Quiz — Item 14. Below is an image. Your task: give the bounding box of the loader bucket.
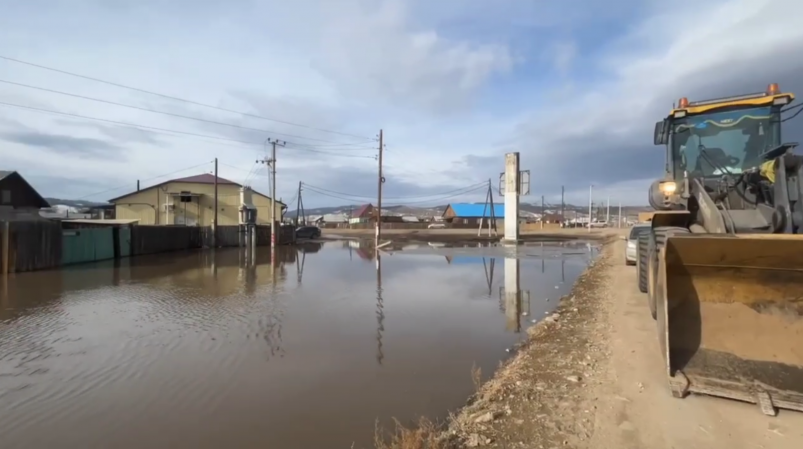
[656,234,803,415]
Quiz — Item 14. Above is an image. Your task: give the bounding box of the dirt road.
[444,237,803,449]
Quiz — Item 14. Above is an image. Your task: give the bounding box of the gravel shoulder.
[443,237,803,449]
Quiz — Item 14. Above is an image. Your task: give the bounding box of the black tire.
[647,226,690,319]
[637,233,650,293]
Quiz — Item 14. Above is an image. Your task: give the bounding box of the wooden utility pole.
[588,185,593,233]
[295,181,305,226]
[265,139,286,248]
[376,129,384,244]
[213,157,218,248]
[560,185,565,222]
[541,194,545,229]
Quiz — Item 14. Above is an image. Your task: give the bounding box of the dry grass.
[471,363,482,393]
[373,417,451,449]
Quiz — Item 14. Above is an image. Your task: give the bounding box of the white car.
[427,223,447,229]
[625,223,651,265]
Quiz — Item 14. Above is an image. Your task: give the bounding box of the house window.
[1,190,10,204]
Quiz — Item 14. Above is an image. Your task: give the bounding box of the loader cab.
[654,83,793,184]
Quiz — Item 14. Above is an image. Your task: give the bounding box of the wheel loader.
[638,83,803,415]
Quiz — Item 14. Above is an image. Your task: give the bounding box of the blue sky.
[1,0,802,208]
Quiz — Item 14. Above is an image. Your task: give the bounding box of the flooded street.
[0,240,598,449]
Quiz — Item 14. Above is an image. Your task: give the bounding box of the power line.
[0,101,375,160]
[74,160,213,200]
[0,54,374,142]
[0,78,370,145]
[302,183,487,205]
[302,181,487,200]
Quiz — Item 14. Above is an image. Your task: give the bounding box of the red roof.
[352,203,373,218]
[171,173,238,185]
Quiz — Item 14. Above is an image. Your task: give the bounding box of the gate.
[118,226,132,257]
[62,228,115,265]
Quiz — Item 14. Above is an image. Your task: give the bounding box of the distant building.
[442,203,505,226]
[0,170,51,220]
[109,173,285,226]
[348,203,374,224]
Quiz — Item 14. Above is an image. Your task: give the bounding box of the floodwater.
[0,239,598,449]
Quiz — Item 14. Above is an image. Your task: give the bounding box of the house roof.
[108,173,284,206]
[446,203,504,218]
[352,203,373,217]
[0,170,51,208]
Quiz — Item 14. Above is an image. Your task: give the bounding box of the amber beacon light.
[767,83,780,95]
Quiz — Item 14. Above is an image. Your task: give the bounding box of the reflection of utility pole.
[504,256,523,333]
[375,250,385,366]
[296,249,306,284]
[541,242,545,273]
[482,257,496,297]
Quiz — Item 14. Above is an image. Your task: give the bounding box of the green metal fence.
[61,228,115,266]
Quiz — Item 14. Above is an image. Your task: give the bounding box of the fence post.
[2,221,9,276]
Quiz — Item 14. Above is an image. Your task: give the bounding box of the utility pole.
[295,181,302,226]
[213,158,218,248]
[606,196,610,224]
[588,185,593,233]
[618,202,622,228]
[560,185,565,221]
[264,138,285,248]
[541,194,545,229]
[376,129,384,244]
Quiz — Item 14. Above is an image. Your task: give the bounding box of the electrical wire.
[302,181,487,200]
[781,102,803,122]
[0,101,376,160]
[0,78,370,145]
[74,160,213,200]
[0,54,375,142]
[302,183,487,206]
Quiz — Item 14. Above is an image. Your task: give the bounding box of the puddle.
[0,240,599,449]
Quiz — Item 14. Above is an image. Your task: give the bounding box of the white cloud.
[1,0,802,209]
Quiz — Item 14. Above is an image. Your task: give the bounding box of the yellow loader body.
[656,234,803,414]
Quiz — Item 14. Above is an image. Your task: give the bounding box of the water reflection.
[376,250,385,366]
[1,240,596,449]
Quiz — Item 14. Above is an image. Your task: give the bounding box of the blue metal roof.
[448,203,504,218]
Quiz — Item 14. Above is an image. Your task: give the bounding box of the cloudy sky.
[1,0,802,208]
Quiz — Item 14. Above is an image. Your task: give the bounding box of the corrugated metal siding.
[449,203,505,218]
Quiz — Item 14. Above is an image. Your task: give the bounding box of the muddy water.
[0,240,598,449]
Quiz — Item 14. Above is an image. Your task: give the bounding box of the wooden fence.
[2,220,298,274]
[207,225,295,247]
[1,220,62,273]
[131,225,205,256]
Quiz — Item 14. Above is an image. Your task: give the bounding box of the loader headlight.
[659,182,677,194]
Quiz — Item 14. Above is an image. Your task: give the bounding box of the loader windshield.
[671,106,781,178]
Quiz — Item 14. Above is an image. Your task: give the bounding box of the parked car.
[624,223,651,265]
[296,226,321,239]
[427,223,447,229]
